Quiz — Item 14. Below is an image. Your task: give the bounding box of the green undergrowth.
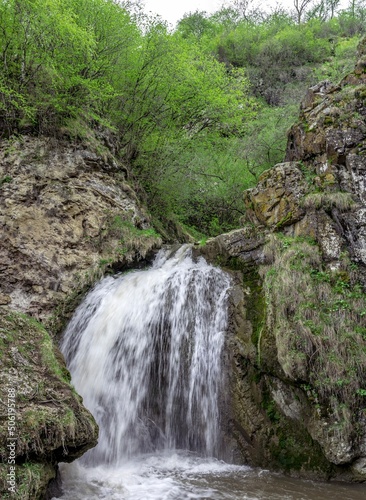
[95,214,162,274]
[312,36,359,83]
[261,234,366,422]
[0,311,68,383]
[107,215,161,256]
[0,310,88,456]
[0,308,98,495]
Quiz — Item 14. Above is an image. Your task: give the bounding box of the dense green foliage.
[0,0,364,235]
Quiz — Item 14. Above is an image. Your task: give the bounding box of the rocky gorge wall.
[0,136,162,323]
[0,137,162,498]
[199,38,366,481]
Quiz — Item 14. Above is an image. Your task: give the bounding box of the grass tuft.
[302,191,356,212]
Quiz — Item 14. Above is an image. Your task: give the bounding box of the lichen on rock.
[243,162,308,229]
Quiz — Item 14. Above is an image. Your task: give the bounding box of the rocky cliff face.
[0,136,162,497]
[2,36,366,496]
[200,38,366,480]
[0,136,162,324]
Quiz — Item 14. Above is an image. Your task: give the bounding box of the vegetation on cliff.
[263,234,366,433]
[197,24,366,475]
[0,0,365,236]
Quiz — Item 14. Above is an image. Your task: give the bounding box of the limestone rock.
[244,163,307,229]
[0,136,162,323]
[284,41,366,271]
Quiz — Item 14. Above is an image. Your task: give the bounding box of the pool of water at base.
[55,451,366,500]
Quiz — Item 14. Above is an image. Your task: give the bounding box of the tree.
[176,11,214,39]
[307,0,341,20]
[0,0,99,133]
[293,0,314,23]
[209,6,240,28]
[338,0,366,35]
[223,0,257,21]
[327,0,341,18]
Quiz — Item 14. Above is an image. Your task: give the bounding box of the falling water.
[57,245,366,499]
[61,245,231,465]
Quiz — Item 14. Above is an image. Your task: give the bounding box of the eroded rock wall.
[199,38,366,481]
[0,136,162,324]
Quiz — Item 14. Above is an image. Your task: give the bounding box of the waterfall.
[57,246,366,500]
[61,245,231,466]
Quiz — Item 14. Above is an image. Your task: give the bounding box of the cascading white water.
[61,245,231,465]
[57,245,366,500]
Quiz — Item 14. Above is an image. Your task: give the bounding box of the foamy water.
[56,451,366,500]
[57,246,366,499]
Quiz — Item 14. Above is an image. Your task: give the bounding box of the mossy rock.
[0,462,55,500]
[0,309,98,498]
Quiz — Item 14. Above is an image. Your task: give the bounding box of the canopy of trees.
[0,0,364,236]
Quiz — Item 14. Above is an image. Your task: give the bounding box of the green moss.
[0,462,55,500]
[275,211,293,230]
[269,427,332,473]
[261,390,281,423]
[301,120,310,133]
[323,116,334,126]
[226,257,266,357]
[40,329,70,383]
[0,307,98,497]
[0,175,12,186]
[247,279,266,352]
[0,310,70,383]
[298,161,317,185]
[258,385,331,473]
